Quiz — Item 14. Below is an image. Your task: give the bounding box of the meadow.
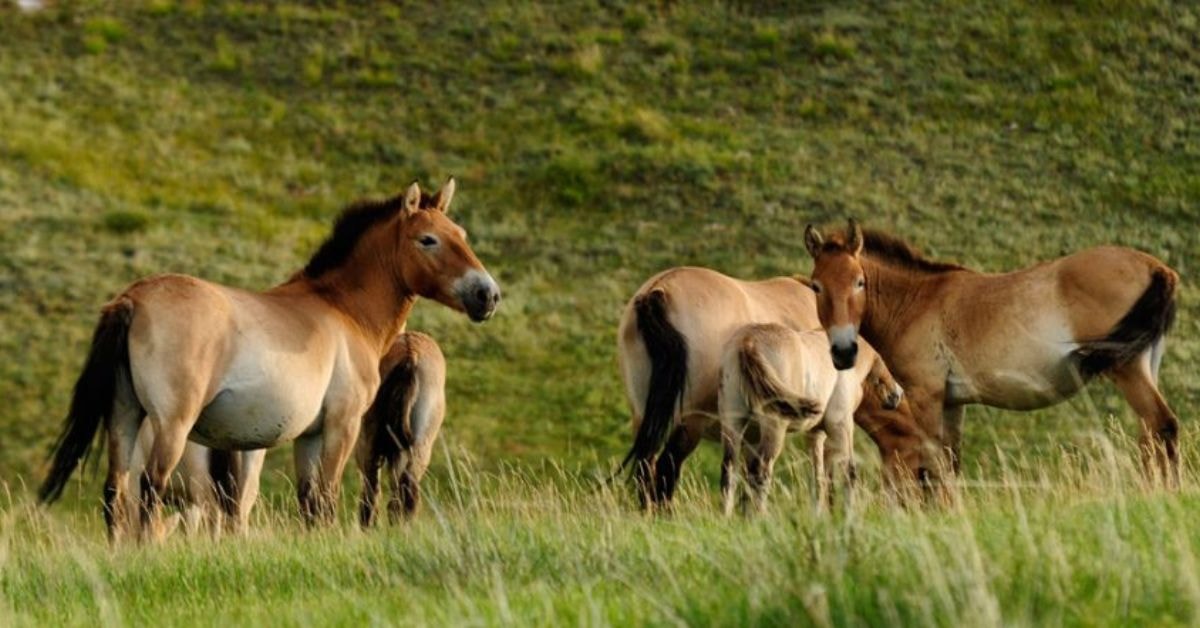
[1,1,1199,625]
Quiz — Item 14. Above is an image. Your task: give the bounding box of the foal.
[719,324,902,514]
[357,332,446,526]
[40,178,499,541]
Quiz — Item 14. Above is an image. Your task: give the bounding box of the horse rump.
[39,297,136,504]
[620,289,689,471]
[736,334,822,421]
[1075,267,1178,377]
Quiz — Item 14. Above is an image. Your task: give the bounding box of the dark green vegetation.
[1,1,1199,625]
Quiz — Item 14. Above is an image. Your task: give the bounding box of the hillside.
[1,0,1198,489]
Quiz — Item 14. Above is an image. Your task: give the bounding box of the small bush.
[102,210,150,234]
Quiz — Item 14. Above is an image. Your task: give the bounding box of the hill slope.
[0,0,1198,488]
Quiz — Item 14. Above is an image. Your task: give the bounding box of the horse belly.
[192,384,324,450]
[952,355,1085,411]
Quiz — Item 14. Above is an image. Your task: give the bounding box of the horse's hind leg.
[232,449,265,533]
[390,442,434,522]
[1110,353,1179,487]
[104,382,144,544]
[653,420,703,506]
[139,412,199,542]
[720,420,744,517]
[742,417,785,515]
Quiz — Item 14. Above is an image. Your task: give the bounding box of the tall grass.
[3,433,1199,626]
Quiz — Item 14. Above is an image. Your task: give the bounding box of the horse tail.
[737,334,823,420]
[39,297,135,504]
[1076,266,1179,377]
[619,289,688,471]
[209,448,240,519]
[369,353,419,467]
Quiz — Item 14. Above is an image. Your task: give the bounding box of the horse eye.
[811,283,822,294]
[856,278,866,289]
[418,235,439,247]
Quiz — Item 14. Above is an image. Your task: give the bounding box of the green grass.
[1,1,1199,624]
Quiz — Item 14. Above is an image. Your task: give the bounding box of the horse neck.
[300,252,416,355]
[861,259,948,354]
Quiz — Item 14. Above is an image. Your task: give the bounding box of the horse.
[719,323,902,514]
[803,220,1180,481]
[617,266,941,509]
[357,331,446,526]
[38,177,500,542]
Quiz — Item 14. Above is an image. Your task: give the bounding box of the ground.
[1,1,1198,625]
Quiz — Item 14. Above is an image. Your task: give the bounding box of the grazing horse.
[803,221,1180,481]
[39,178,500,541]
[357,331,446,527]
[617,266,940,509]
[719,324,902,514]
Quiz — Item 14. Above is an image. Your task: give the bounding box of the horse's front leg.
[296,406,366,526]
[943,404,966,474]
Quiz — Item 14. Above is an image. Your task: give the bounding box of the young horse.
[618,266,940,509]
[804,220,1180,481]
[357,331,446,526]
[719,324,902,514]
[39,178,500,541]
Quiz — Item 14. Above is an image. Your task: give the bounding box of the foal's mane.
[302,190,439,279]
[856,229,964,274]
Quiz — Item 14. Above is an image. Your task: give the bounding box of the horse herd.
[37,180,1181,541]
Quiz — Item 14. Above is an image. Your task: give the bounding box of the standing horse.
[803,220,1179,481]
[39,178,500,541]
[357,331,446,527]
[719,324,902,514]
[617,266,940,509]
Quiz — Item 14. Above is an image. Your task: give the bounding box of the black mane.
[302,190,437,278]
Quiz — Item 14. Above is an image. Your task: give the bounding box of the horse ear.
[804,225,824,259]
[847,218,864,256]
[432,176,456,214]
[403,181,422,214]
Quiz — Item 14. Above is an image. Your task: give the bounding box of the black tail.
[209,449,240,519]
[620,289,688,470]
[368,356,419,466]
[1076,267,1178,377]
[39,298,135,504]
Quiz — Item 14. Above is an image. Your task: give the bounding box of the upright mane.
[302,190,439,279]
[860,229,965,274]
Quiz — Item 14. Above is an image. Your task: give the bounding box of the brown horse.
[719,324,902,514]
[617,266,940,508]
[39,178,500,541]
[357,331,446,527]
[804,221,1180,480]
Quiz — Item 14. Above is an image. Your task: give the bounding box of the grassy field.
[1,0,1199,625]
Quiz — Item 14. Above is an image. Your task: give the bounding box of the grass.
[0,0,1199,624]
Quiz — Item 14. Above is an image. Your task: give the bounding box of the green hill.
[1,0,1197,487]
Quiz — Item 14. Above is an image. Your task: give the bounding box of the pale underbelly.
[190,387,323,450]
[946,356,1088,411]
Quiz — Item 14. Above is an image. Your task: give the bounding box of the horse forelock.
[302,191,443,279]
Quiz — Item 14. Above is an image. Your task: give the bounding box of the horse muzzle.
[830,342,858,370]
[457,271,501,322]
